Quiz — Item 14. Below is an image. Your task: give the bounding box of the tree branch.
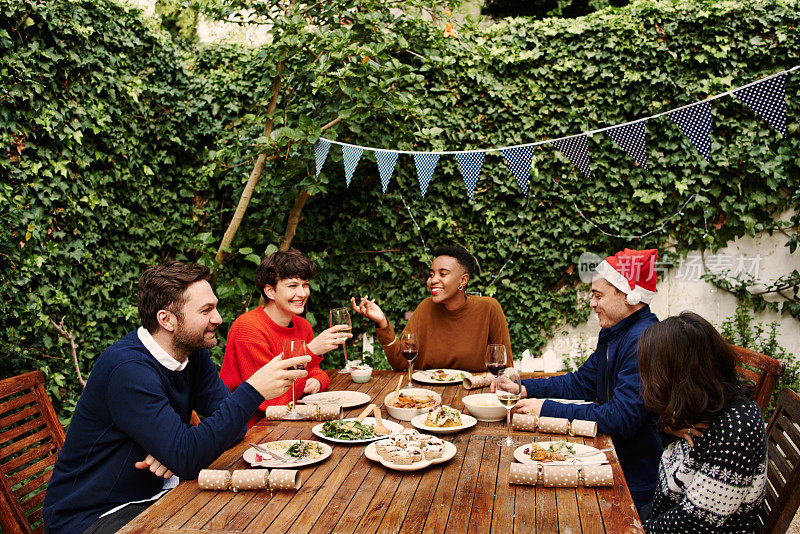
[279,189,311,251]
[214,60,286,271]
[49,316,85,388]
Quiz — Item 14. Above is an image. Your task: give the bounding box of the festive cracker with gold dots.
[509,463,613,487]
[197,469,302,492]
[198,470,231,490]
[511,414,597,438]
[462,373,493,389]
[263,404,342,421]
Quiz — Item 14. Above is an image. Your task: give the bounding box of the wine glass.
[484,344,508,377]
[400,332,418,388]
[496,367,522,447]
[281,338,307,421]
[329,308,352,374]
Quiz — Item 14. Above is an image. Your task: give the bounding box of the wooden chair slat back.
[760,388,800,534]
[732,345,786,413]
[0,371,66,534]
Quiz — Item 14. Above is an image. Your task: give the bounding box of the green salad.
[286,441,324,459]
[321,419,376,440]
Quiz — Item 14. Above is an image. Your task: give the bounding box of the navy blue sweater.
[521,305,661,497]
[43,331,263,533]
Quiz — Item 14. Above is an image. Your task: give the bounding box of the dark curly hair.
[637,311,754,430]
[255,248,317,301]
[432,245,477,277]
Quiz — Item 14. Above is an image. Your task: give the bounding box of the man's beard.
[173,322,217,353]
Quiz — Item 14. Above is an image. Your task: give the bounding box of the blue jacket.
[521,305,661,495]
[43,331,263,533]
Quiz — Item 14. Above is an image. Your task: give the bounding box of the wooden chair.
[0,371,66,534]
[759,388,800,534]
[732,345,786,413]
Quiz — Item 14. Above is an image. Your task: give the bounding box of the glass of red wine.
[485,344,508,377]
[282,338,307,420]
[400,332,418,388]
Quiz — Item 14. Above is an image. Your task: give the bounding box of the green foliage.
[482,0,630,19]
[719,303,799,418]
[2,0,800,425]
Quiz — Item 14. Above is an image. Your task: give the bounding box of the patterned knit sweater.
[643,397,767,533]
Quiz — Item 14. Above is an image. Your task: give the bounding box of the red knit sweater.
[220,307,330,427]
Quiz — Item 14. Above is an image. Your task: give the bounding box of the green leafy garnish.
[321,419,376,440]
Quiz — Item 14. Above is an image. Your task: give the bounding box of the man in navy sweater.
[506,248,661,511]
[43,262,310,533]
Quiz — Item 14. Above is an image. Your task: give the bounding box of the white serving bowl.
[350,367,373,383]
[462,393,508,422]
[383,388,442,421]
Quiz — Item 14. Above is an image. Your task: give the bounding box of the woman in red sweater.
[220,249,352,427]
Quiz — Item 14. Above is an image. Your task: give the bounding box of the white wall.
[520,212,800,372]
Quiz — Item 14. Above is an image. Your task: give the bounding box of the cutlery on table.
[342,403,375,431]
[393,375,403,398]
[571,447,613,458]
[372,405,391,435]
[248,443,294,463]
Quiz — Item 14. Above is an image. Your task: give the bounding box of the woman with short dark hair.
[351,245,512,372]
[638,312,767,532]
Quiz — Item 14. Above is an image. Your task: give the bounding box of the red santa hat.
[594,248,658,305]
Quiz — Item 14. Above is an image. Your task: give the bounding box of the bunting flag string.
[414,153,440,198]
[375,150,399,193]
[313,64,797,197]
[552,135,592,178]
[734,74,787,136]
[342,145,363,187]
[454,151,485,199]
[314,139,331,176]
[606,121,648,169]
[668,101,713,162]
[501,146,534,196]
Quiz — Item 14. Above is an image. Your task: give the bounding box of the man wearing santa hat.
[508,248,661,512]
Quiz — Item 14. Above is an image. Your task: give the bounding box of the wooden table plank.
[354,469,404,533]
[397,463,446,534]
[420,432,470,534]
[328,463,388,533]
[468,435,501,534]
[490,441,517,534]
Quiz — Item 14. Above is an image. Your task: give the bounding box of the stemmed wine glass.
[496,368,522,447]
[400,332,418,388]
[282,338,307,420]
[484,344,508,377]
[329,308,352,374]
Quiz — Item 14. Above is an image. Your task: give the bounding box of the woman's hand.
[350,296,388,328]
[663,421,710,448]
[307,325,353,356]
[303,377,322,395]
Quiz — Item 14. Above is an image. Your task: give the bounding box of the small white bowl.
[462,393,507,422]
[383,388,442,421]
[350,368,373,383]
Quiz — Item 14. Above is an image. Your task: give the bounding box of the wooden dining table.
[120,370,644,533]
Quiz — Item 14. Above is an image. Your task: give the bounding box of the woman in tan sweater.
[351,246,512,372]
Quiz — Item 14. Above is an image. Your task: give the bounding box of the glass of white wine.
[496,367,521,447]
[281,338,307,420]
[329,308,352,374]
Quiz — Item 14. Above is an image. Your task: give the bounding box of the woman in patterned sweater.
[637,312,767,533]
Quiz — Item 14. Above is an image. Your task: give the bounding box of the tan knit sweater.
[376,295,512,372]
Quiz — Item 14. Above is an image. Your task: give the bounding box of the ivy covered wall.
[2,0,798,422]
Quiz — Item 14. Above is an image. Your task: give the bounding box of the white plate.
[300,391,371,408]
[364,440,457,471]
[311,417,404,444]
[410,413,477,434]
[243,440,332,468]
[513,440,608,466]
[412,369,472,385]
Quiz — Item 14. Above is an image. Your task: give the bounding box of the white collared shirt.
[137,326,188,371]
